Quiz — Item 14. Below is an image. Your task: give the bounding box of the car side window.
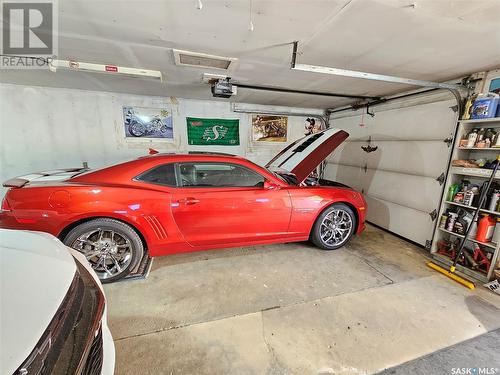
[136,163,177,187]
[178,163,264,188]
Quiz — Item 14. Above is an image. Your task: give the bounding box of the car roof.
[70,152,264,185]
[139,152,237,159]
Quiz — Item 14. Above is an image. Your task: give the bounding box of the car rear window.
[136,163,177,187]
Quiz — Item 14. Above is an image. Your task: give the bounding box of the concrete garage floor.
[104,225,500,375]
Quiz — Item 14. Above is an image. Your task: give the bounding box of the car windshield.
[266,167,298,185]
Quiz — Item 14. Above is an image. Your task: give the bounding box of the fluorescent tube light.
[49,59,163,81]
[292,63,460,91]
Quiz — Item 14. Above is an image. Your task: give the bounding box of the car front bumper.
[101,307,115,375]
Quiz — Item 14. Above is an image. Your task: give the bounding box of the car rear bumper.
[0,210,38,230]
[0,210,61,236]
[0,211,19,228]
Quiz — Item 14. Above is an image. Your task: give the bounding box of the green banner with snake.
[186,117,240,146]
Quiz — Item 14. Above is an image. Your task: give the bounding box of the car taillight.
[1,196,11,212]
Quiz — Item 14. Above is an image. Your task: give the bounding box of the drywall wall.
[0,83,323,194]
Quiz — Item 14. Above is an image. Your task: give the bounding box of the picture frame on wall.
[123,106,174,139]
[251,115,288,143]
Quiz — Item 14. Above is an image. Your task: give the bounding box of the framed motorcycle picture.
[251,115,288,142]
[123,106,174,139]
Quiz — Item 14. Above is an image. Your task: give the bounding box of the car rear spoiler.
[3,178,30,188]
[2,167,90,188]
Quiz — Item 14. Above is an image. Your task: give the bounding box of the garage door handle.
[361,145,378,153]
[177,197,200,205]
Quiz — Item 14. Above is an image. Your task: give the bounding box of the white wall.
[0,83,322,193]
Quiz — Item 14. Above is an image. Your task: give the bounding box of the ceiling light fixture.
[49,59,163,81]
[289,41,460,91]
[196,0,203,10]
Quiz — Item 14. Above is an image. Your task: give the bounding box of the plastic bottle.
[485,128,495,144]
[492,218,500,245]
[447,184,459,201]
[476,214,496,243]
[466,129,478,148]
[447,212,458,232]
[439,212,449,229]
[477,128,486,142]
[488,190,500,211]
[469,220,478,238]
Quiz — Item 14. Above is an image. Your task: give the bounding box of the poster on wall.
[123,106,173,139]
[186,117,240,146]
[304,118,323,179]
[252,115,288,142]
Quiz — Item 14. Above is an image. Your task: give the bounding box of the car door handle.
[177,197,200,205]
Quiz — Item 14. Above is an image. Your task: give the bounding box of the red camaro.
[1,128,366,282]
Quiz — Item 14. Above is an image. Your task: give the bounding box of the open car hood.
[266,128,349,182]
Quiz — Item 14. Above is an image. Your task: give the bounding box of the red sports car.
[1,128,366,282]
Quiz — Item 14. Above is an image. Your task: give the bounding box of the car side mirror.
[263,180,279,190]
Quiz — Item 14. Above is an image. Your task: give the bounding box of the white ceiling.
[1,0,499,108]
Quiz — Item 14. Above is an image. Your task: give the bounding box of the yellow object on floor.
[427,261,476,289]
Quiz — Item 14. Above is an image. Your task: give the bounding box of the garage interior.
[1,0,500,374]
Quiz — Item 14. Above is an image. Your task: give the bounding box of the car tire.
[63,218,144,283]
[311,203,357,250]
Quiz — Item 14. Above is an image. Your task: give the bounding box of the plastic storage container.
[476,214,496,243]
[471,93,499,119]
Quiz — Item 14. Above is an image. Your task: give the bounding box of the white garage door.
[325,95,459,246]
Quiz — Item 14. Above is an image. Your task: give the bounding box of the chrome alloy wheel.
[71,228,133,280]
[319,209,353,247]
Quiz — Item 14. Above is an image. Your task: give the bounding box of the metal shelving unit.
[431,117,500,283]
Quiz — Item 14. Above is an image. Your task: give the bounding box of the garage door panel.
[364,169,441,213]
[327,97,457,246]
[329,141,367,168]
[366,140,450,177]
[324,164,364,191]
[364,196,434,245]
[333,100,456,141]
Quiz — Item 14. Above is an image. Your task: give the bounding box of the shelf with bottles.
[458,126,500,150]
[444,200,500,216]
[445,177,500,211]
[439,176,500,252]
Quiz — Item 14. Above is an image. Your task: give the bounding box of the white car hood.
[266,128,349,182]
[0,229,77,375]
